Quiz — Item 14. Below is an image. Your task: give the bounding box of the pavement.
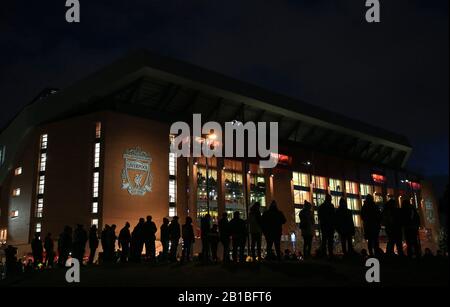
[1,256,448,287]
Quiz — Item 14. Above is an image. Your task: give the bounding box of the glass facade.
[197,166,218,220]
[249,173,266,207]
[224,170,245,219]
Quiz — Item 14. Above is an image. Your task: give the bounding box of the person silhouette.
[73,224,88,264]
[118,222,131,263]
[299,200,314,259]
[88,225,99,265]
[209,224,220,262]
[44,233,54,268]
[335,197,355,256]
[57,226,72,267]
[168,216,181,262]
[109,224,117,262]
[160,217,170,261]
[229,211,247,263]
[131,218,145,262]
[219,213,231,262]
[361,194,381,257]
[31,232,43,267]
[248,202,263,261]
[181,216,195,262]
[402,199,421,258]
[318,194,336,257]
[382,199,404,256]
[262,200,287,261]
[200,214,212,263]
[143,216,157,261]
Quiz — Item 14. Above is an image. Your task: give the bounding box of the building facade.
[0,51,440,256]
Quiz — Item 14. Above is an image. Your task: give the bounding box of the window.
[312,192,326,207]
[294,190,310,205]
[92,202,98,214]
[38,175,45,194]
[94,143,101,168]
[15,167,22,176]
[360,184,373,197]
[329,178,343,192]
[169,153,177,176]
[169,207,176,217]
[95,122,102,139]
[36,199,44,218]
[92,219,99,227]
[39,153,47,172]
[40,134,48,150]
[224,170,245,219]
[348,197,361,211]
[292,172,310,187]
[35,223,42,233]
[312,176,327,190]
[345,181,358,194]
[331,195,341,208]
[169,179,176,203]
[250,174,266,207]
[0,229,7,243]
[93,172,99,198]
[12,188,21,196]
[295,208,301,224]
[11,210,19,218]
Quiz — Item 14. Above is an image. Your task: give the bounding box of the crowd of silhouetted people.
[1,196,447,279]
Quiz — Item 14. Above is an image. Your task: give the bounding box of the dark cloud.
[1,0,448,178]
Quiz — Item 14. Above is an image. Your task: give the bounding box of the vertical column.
[188,158,198,229]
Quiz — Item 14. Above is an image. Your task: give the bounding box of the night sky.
[1,1,448,194]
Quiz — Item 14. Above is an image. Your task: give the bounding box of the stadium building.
[0,50,440,256]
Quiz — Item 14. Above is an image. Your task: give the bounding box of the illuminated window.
[95,122,102,139]
[12,188,21,196]
[38,175,45,194]
[345,181,358,194]
[292,172,310,187]
[11,210,19,218]
[15,167,22,176]
[312,192,326,207]
[224,169,244,219]
[94,142,101,168]
[294,190,310,205]
[92,219,99,227]
[312,176,327,190]
[169,153,177,176]
[353,214,361,227]
[329,178,343,192]
[36,198,44,218]
[360,184,373,197]
[295,208,301,224]
[92,202,98,214]
[39,153,47,172]
[348,197,361,211]
[169,207,176,217]
[40,134,48,150]
[250,174,266,207]
[93,172,99,198]
[0,229,7,243]
[169,179,176,203]
[331,195,341,208]
[35,223,42,233]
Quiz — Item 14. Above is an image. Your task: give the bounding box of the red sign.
[372,174,386,184]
